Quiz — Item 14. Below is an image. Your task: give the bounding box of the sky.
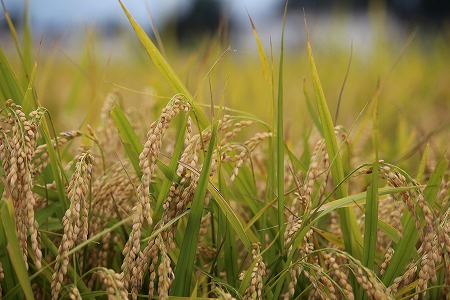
[2,0,280,32]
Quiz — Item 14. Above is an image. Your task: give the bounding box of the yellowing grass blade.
[209,182,254,251]
[247,12,270,81]
[118,0,208,128]
[305,16,363,260]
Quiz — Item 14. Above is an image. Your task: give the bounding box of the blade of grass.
[218,167,239,286]
[171,120,218,296]
[0,47,24,103]
[273,3,288,298]
[1,199,34,300]
[362,88,380,271]
[0,201,19,296]
[238,257,259,295]
[208,181,254,251]
[0,0,29,82]
[304,13,363,260]
[22,61,38,113]
[247,11,270,81]
[118,0,208,128]
[381,214,418,286]
[415,144,429,182]
[276,0,287,253]
[40,115,69,211]
[423,153,448,206]
[110,104,142,175]
[314,186,419,218]
[303,78,323,135]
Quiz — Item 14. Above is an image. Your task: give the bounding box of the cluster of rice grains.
[0,100,45,270]
[51,150,94,299]
[1,94,449,300]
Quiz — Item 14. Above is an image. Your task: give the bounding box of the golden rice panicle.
[387,262,417,295]
[155,235,174,300]
[285,138,328,249]
[324,252,354,300]
[141,238,159,300]
[438,180,449,210]
[33,130,82,177]
[439,213,450,298]
[213,286,237,300]
[242,243,266,300]
[98,268,128,300]
[69,286,82,300]
[133,233,174,300]
[51,150,94,300]
[137,95,190,226]
[414,192,439,299]
[229,132,271,182]
[219,116,253,146]
[121,95,190,291]
[350,260,393,300]
[89,162,136,238]
[380,248,394,276]
[97,92,125,165]
[283,263,303,300]
[0,100,45,270]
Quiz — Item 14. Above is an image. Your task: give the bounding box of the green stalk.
[171,122,218,296]
[362,90,380,270]
[276,0,287,255]
[305,17,363,261]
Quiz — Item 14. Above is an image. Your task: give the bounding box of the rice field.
[0,2,449,300]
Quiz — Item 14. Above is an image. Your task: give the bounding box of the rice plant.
[0,2,449,300]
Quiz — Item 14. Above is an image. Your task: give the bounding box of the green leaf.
[0,202,19,296]
[362,90,380,270]
[305,18,363,260]
[110,104,143,175]
[40,116,69,211]
[118,0,208,128]
[0,47,24,104]
[1,199,34,300]
[303,78,323,135]
[415,144,429,182]
[423,153,448,206]
[171,121,218,296]
[238,257,259,295]
[276,0,286,252]
[209,182,254,252]
[218,168,239,286]
[22,61,38,114]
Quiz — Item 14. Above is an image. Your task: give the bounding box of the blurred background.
[1,0,450,50]
[1,0,449,167]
